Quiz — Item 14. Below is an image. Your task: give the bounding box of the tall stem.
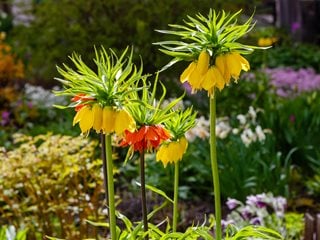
[209,96,222,240]
[172,161,179,232]
[102,134,117,240]
[139,150,148,240]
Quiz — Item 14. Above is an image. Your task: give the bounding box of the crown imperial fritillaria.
[155,9,266,97]
[54,47,142,136]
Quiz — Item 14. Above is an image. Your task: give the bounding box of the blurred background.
[1,1,320,239]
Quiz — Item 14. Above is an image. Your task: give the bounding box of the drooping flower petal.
[180,62,197,83]
[114,109,136,135]
[201,66,216,90]
[156,137,188,167]
[73,105,87,126]
[121,125,170,152]
[225,52,243,81]
[102,106,116,134]
[92,104,103,133]
[197,50,210,75]
[215,54,231,84]
[79,106,94,133]
[234,53,250,72]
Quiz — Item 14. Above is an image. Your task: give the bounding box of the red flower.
[71,94,95,111]
[120,125,171,152]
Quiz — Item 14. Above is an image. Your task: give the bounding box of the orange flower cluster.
[180,50,249,95]
[0,39,24,82]
[120,125,171,152]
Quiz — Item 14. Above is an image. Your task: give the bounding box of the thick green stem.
[173,161,179,232]
[103,134,117,240]
[139,150,148,240]
[209,96,222,240]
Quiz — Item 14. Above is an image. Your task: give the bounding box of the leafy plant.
[0,134,104,239]
[224,193,303,240]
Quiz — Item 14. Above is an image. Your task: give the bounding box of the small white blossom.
[236,114,246,125]
[255,125,266,142]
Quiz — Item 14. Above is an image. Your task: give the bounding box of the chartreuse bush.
[0,133,104,239]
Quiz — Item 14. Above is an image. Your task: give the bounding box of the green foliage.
[284,213,304,240]
[0,134,104,239]
[248,42,320,72]
[0,225,28,240]
[10,0,261,82]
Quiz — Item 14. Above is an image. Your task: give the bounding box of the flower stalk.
[173,161,179,232]
[209,95,221,240]
[105,134,117,240]
[139,150,149,240]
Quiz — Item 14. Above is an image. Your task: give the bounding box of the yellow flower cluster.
[180,50,250,95]
[156,137,188,167]
[73,104,136,135]
[257,37,278,47]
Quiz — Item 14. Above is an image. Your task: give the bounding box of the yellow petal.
[114,109,136,135]
[197,50,210,75]
[180,62,196,83]
[215,54,225,76]
[188,67,204,90]
[79,106,94,133]
[156,144,170,168]
[92,104,103,133]
[215,54,231,84]
[238,54,250,72]
[201,67,216,90]
[102,106,116,134]
[212,66,225,91]
[73,108,85,126]
[226,52,242,81]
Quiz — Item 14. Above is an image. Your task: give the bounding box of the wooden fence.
[304,213,320,240]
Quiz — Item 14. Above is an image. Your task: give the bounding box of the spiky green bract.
[54,46,143,108]
[154,9,265,71]
[163,107,197,141]
[126,73,184,126]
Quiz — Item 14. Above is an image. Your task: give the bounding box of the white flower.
[216,119,231,139]
[248,106,257,123]
[232,128,239,134]
[240,132,251,147]
[236,114,246,125]
[255,125,266,142]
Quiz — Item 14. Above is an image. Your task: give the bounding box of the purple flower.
[226,198,241,210]
[240,206,253,220]
[250,217,262,225]
[1,111,10,126]
[291,22,301,33]
[221,219,235,229]
[246,195,267,208]
[265,67,320,98]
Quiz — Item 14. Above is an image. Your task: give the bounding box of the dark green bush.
[10,0,260,84]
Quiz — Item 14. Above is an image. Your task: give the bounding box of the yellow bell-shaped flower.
[92,104,103,133]
[156,137,188,168]
[197,50,210,75]
[225,52,243,81]
[180,61,196,83]
[201,66,225,92]
[78,105,94,134]
[114,109,136,135]
[102,106,116,134]
[215,54,231,84]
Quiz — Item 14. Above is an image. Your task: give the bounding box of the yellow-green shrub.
[0,133,104,239]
